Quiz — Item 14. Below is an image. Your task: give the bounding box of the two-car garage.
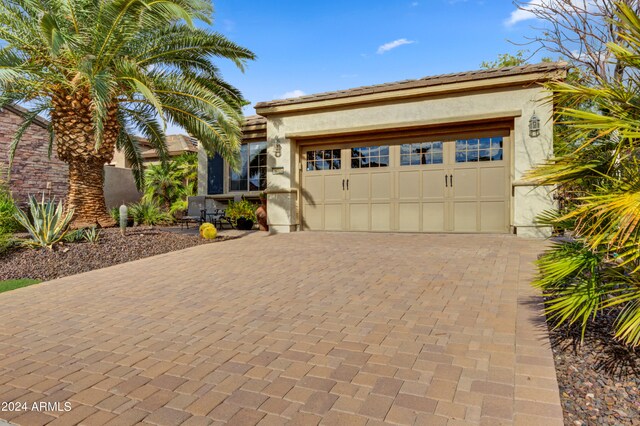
[300,128,510,233]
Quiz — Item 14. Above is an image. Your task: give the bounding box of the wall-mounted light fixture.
[529,112,540,138]
[274,137,282,158]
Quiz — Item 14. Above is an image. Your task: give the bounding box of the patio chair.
[207,208,235,230]
[179,196,207,229]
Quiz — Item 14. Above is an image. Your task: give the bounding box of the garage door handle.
[449,174,453,187]
[346,179,349,190]
[342,179,345,190]
[445,175,448,187]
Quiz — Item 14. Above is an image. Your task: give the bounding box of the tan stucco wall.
[197,83,555,237]
[261,85,554,237]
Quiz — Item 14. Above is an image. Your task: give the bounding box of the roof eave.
[255,66,567,116]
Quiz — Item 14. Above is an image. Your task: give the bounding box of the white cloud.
[278,89,306,99]
[377,38,415,54]
[505,0,596,27]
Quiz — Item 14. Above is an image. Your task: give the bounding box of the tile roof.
[255,62,568,109]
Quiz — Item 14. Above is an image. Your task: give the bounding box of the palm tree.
[0,0,254,226]
[143,161,183,209]
[527,2,640,346]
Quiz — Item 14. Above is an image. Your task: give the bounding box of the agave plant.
[13,195,74,249]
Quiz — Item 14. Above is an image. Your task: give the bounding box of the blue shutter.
[207,154,224,195]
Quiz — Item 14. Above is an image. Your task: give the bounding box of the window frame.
[229,141,267,192]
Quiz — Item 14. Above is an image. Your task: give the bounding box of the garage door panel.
[324,174,344,202]
[304,175,323,204]
[371,173,392,200]
[480,201,506,232]
[371,203,391,231]
[480,167,506,198]
[348,203,370,231]
[302,203,322,230]
[453,169,477,199]
[453,202,477,232]
[348,173,370,201]
[398,203,420,232]
[398,170,420,199]
[422,169,446,200]
[324,204,344,230]
[422,203,445,232]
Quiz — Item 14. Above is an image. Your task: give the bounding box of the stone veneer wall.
[0,108,69,203]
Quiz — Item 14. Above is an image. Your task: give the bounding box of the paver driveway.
[0,233,563,425]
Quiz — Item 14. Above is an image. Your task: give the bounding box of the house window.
[306,149,341,171]
[351,145,389,168]
[400,142,443,165]
[455,137,503,162]
[229,141,267,192]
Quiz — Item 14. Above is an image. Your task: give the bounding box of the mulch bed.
[549,311,640,425]
[0,227,233,281]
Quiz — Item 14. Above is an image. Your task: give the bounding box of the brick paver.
[0,232,563,425]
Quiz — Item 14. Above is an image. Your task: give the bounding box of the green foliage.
[0,181,22,234]
[13,195,74,249]
[144,153,198,216]
[0,0,255,192]
[83,226,101,244]
[109,207,120,223]
[170,199,188,216]
[480,50,552,69]
[527,3,640,347]
[226,199,257,224]
[0,232,16,256]
[128,200,173,226]
[63,228,85,243]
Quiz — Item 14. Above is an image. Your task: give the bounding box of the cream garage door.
[301,135,509,233]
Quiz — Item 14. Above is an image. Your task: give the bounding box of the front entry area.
[301,131,510,233]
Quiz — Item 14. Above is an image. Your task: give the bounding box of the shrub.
[109,207,120,223]
[128,200,172,226]
[226,199,257,225]
[0,232,16,256]
[170,199,188,218]
[13,195,74,249]
[202,226,217,240]
[0,182,22,234]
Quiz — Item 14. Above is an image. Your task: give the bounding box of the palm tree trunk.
[51,90,119,228]
[67,159,114,227]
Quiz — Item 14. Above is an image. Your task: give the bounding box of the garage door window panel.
[306,149,341,171]
[351,145,389,168]
[400,142,443,166]
[456,137,503,163]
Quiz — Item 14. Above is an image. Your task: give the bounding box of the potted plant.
[226,199,257,230]
[256,192,268,231]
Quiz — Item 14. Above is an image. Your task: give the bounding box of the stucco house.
[199,62,566,237]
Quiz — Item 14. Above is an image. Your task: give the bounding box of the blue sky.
[171,0,547,132]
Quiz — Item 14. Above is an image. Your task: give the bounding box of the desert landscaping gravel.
[0,227,233,281]
[549,312,640,426]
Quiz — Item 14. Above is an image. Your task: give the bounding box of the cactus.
[199,222,214,237]
[202,226,217,240]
